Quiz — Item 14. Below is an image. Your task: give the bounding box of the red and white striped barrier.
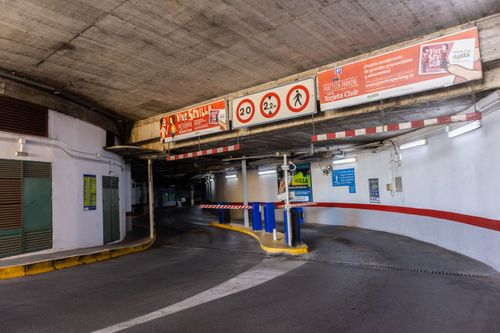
[311,112,482,142]
[200,202,317,209]
[276,202,318,209]
[199,204,252,210]
[166,144,240,161]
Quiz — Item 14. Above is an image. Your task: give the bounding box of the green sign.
[83,174,96,211]
[277,163,313,202]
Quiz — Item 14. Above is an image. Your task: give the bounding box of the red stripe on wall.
[387,123,400,131]
[437,116,452,124]
[345,130,355,137]
[411,120,425,128]
[309,202,500,231]
[217,201,500,232]
[467,112,482,121]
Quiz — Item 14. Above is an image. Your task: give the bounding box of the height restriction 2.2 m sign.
[231,78,316,129]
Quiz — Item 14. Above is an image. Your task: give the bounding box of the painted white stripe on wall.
[355,129,365,136]
[399,122,412,130]
[317,134,327,141]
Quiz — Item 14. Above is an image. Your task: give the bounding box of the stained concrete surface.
[2,1,499,120]
[0,207,499,332]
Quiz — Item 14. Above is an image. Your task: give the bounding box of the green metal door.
[0,160,23,258]
[103,176,119,244]
[0,160,52,258]
[22,162,52,253]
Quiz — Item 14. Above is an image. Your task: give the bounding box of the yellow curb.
[210,222,309,255]
[0,266,26,279]
[0,235,156,280]
[54,256,80,269]
[80,254,98,264]
[95,250,112,262]
[26,262,54,276]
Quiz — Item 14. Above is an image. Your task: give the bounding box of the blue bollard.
[264,203,275,233]
[284,208,302,245]
[251,203,262,231]
[218,202,229,224]
[218,203,224,224]
[283,210,289,244]
[296,207,304,225]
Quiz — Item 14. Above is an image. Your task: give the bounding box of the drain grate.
[158,240,494,280]
[291,256,491,279]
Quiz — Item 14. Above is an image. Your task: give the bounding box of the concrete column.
[191,184,195,206]
[283,154,292,247]
[147,159,154,239]
[242,159,249,228]
[125,163,133,232]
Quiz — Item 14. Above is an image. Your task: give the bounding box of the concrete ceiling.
[1,0,499,120]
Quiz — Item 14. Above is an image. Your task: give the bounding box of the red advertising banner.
[317,28,482,111]
[160,100,228,143]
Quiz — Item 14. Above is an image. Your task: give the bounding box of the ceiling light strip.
[166,144,240,161]
[311,112,481,142]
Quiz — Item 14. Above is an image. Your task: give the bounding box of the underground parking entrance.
[89,87,500,332]
[1,4,500,330]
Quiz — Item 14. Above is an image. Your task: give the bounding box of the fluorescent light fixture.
[447,120,481,138]
[333,157,357,165]
[225,174,237,179]
[258,169,276,176]
[399,139,427,150]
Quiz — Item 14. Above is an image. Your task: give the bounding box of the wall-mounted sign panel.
[231,78,316,129]
[277,163,313,202]
[318,28,481,112]
[369,178,380,203]
[332,168,356,193]
[83,174,96,211]
[160,100,228,143]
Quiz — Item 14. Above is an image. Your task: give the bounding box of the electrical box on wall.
[395,177,403,192]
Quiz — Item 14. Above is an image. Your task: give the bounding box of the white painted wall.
[215,169,278,220]
[214,109,500,271]
[0,110,130,252]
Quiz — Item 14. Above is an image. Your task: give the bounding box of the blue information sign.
[332,168,356,193]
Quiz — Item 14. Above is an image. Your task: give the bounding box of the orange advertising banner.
[317,28,482,111]
[160,100,228,143]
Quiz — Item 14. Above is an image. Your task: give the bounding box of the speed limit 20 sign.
[231,78,316,129]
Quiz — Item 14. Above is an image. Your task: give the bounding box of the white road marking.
[92,258,304,333]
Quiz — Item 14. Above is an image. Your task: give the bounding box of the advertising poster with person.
[277,163,313,202]
[317,27,482,112]
[160,100,228,143]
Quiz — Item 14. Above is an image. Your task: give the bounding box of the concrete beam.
[140,67,500,152]
[0,77,120,135]
[131,13,500,149]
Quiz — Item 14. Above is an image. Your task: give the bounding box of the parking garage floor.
[0,207,499,333]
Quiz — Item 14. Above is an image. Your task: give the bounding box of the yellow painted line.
[210,222,309,255]
[111,247,133,258]
[26,262,54,276]
[54,256,80,269]
[0,266,26,279]
[0,236,156,280]
[95,251,112,262]
[80,254,98,264]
